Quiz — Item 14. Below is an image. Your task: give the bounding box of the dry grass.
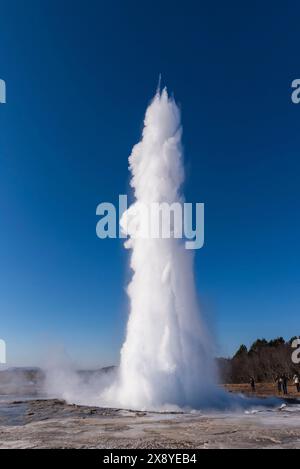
[223,382,300,399]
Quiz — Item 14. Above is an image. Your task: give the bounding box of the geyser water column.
[113,88,216,410]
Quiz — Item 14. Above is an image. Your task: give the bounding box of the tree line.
[218,336,300,383]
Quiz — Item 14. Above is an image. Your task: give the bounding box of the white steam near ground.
[43,89,281,412]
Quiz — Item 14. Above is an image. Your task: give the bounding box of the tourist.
[293,374,300,393]
[276,375,283,394]
[282,375,288,395]
[250,377,256,392]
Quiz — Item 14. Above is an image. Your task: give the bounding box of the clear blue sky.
[0,1,299,367]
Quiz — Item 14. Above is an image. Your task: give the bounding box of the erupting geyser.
[108,88,217,410]
[45,88,281,413]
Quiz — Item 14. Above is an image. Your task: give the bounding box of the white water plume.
[103,87,218,410]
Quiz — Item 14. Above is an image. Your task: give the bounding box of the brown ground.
[224,383,300,400]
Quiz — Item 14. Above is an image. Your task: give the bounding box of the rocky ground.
[0,398,300,449]
[0,369,299,449]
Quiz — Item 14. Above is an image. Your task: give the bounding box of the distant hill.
[0,366,117,397]
[0,367,44,396]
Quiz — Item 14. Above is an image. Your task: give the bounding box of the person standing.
[282,375,288,395]
[250,377,256,393]
[293,374,300,393]
[276,375,283,394]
